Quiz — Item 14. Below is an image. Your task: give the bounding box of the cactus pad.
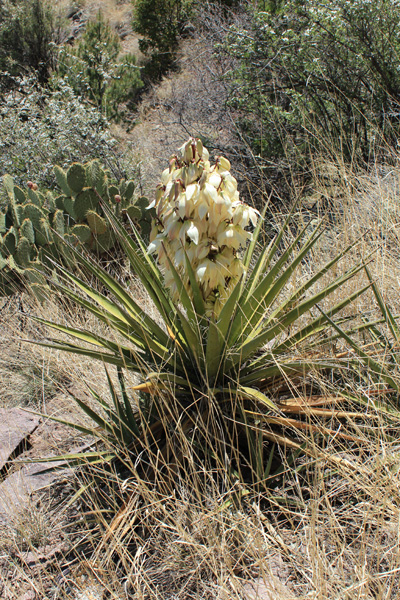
[24,203,46,229]
[71,224,92,244]
[1,157,141,298]
[86,210,107,235]
[20,218,35,244]
[124,180,135,201]
[52,210,65,236]
[14,186,26,204]
[63,196,76,219]
[16,237,32,267]
[2,174,14,199]
[0,212,6,235]
[4,229,17,255]
[55,195,66,211]
[74,189,99,222]
[93,229,115,254]
[67,163,86,194]
[54,166,71,196]
[86,160,107,197]
[27,188,42,207]
[125,205,141,221]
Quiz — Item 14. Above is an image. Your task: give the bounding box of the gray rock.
[0,461,65,525]
[0,408,40,471]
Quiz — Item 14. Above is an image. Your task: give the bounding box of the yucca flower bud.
[147,138,260,317]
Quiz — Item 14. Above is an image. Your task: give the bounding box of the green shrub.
[0,77,128,188]
[224,0,400,184]
[56,11,143,119]
[132,0,192,78]
[0,0,54,84]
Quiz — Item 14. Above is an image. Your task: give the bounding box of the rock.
[18,541,69,569]
[74,584,104,600]
[242,576,297,600]
[0,461,66,525]
[18,591,36,600]
[0,408,40,472]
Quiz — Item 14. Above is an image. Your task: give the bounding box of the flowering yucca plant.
[30,138,400,488]
[147,138,260,316]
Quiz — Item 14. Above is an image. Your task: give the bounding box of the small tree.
[0,0,54,84]
[57,11,142,119]
[132,0,192,78]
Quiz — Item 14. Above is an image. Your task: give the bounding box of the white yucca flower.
[147,137,260,316]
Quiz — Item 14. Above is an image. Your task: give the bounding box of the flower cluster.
[147,138,260,316]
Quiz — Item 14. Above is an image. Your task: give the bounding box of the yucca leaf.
[49,251,171,349]
[32,316,144,358]
[217,275,243,340]
[257,284,371,361]
[278,237,366,312]
[318,308,400,392]
[237,385,278,410]
[33,301,187,376]
[143,371,196,389]
[99,201,179,330]
[242,199,270,270]
[31,339,141,370]
[238,225,326,343]
[241,234,277,302]
[73,395,122,439]
[117,367,141,437]
[304,315,392,351]
[242,202,298,297]
[238,359,338,386]
[22,409,100,437]
[23,451,117,474]
[163,249,204,367]
[365,265,400,344]
[206,317,224,383]
[228,221,323,347]
[104,368,136,444]
[207,277,244,380]
[228,266,368,373]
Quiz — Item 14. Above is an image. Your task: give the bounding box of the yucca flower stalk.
[29,138,400,490]
[147,138,260,317]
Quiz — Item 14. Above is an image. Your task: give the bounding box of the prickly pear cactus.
[0,160,150,298]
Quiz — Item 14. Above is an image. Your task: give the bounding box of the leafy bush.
[0,0,54,84]
[133,0,192,78]
[0,77,128,188]
[224,0,400,183]
[33,139,400,493]
[56,11,143,120]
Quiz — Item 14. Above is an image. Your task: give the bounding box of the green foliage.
[0,0,54,83]
[224,0,400,183]
[0,160,153,297]
[0,77,127,188]
[132,0,192,78]
[56,11,143,119]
